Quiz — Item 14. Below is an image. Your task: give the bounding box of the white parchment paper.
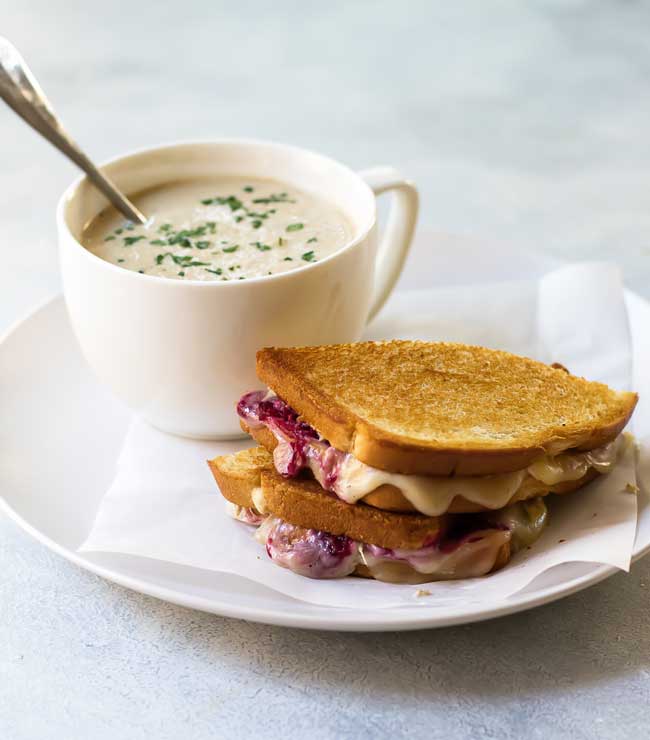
[79,262,641,609]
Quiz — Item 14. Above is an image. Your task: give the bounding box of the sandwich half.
[209,341,637,583]
[209,446,547,583]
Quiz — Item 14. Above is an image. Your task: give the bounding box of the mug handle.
[358,167,419,322]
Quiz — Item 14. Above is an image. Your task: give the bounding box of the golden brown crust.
[242,421,602,514]
[256,341,638,475]
[348,418,634,475]
[208,447,270,509]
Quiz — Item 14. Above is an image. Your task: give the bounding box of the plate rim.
[1,293,649,632]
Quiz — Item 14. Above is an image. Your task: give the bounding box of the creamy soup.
[83,177,353,281]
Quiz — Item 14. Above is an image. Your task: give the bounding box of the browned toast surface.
[257,341,637,475]
[208,446,270,509]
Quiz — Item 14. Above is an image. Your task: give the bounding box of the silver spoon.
[0,37,146,224]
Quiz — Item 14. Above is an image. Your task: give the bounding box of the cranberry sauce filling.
[263,519,360,579]
[237,391,343,485]
[237,391,306,430]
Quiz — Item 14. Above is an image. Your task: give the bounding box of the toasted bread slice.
[207,446,271,509]
[241,421,600,513]
[259,474,444,550]
[209,447,447,549]
[256,341,637,475]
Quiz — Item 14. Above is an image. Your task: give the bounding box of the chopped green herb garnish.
[178,271,185,276]
[243,186,254,192]
[283,257,293,261]
[251,219,263,229]
[307,237,318,243]
[156,253,208,267]
[228,266,236,272]
[252,193,295,204]
[238,276,245,280]
[205,268,223,276]
[104,235,116,242]
[286,223,304,232]
[150,239,166,246]
[114,228,124,235]
[117,258,125,263]
[253,241,272,251]
[235,216,244,223]
[177,258,209,267]
[123,235,145,246]
[223,245,239,253]
[125,223,135,231]
[206,221,217,234]
[201,195,243,211]
[168,226,207,245]
[278,237,285,246]
[226,196,244,211]
[301,250,316,262]
[158,223,173,233]
[138,269,145,274]
[195,241,210,249]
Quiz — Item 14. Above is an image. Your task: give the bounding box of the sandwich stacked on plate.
[209,341,637,584]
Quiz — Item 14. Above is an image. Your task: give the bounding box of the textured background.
[2,1,650,738]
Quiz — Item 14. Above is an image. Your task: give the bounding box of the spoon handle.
[0,38,146,224]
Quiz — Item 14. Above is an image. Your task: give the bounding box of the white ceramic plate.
[2,245,650,631]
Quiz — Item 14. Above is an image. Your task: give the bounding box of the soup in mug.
[82,177,354,281]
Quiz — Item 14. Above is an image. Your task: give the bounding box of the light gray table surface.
[2,2,650,738]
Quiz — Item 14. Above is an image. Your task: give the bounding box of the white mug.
[57,139,418,438]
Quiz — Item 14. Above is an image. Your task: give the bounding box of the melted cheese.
[335,457,526,516]
[527,437,622,484]
[490,497,548,551]
[331,436,623,516]
[361,529,511,584]
[251,486,267,515]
